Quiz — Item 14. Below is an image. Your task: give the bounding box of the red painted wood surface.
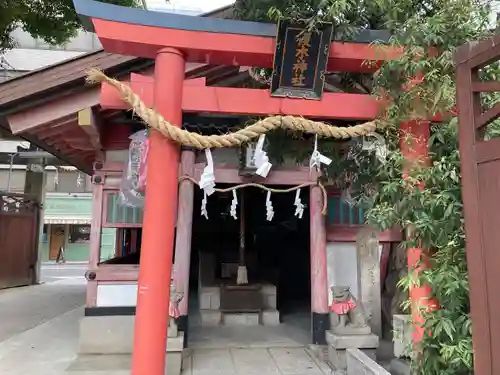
[89,183,104,269]
[193,164,318,185]
[101,74,450,123]
[326,226,402,242]
[379,243,391,285]
[455,38,500,374]
[100,78,381,120]
[173,150,196,316]
[92,18,402,72]
[102,123,133,150]
[400,120,437,344]
[131,48,184,375]
[8,90,97,134]
[310,186,329,314]
[86,182,104,307]
[89,265,140,281]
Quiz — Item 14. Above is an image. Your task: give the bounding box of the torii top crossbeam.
[73,0,401,72]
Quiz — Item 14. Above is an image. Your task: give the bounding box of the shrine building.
[0,1,443,374]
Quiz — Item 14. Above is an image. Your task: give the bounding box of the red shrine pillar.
[131,48,185,375]
[400,120,437,344]
[310,185,329,344]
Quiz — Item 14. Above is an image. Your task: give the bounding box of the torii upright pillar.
[400,120,437,344]
[131,48,185,375]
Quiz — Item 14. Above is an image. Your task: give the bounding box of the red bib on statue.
[330,300,356,314]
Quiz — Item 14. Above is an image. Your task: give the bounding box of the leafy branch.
[235,0,499,373]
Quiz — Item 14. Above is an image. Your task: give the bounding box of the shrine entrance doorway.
[189,183,311,347]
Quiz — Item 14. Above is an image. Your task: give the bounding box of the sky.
[145,0,235,13]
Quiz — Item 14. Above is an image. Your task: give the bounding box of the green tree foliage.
[236,0,499,373]
[0,0,139,51]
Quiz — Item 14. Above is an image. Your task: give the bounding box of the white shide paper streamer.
[230,190,238,220]
[265,191,274,221]
[253,135,272,178]
[199,149,215,196]
[309,134,332,171]
[294,189,305,219]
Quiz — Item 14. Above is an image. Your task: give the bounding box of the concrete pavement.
[0,305,332,375]
[0,307,83,375]
[0,264,86,342]
[40,263,87,284]
[0,264,332,374]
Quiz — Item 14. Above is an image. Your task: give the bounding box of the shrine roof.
[0,52,148,173]
[0,6,233,174]
[0,51,151,113]
[74,0,391,45]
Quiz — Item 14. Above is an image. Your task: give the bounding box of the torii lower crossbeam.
[101,73,382,120]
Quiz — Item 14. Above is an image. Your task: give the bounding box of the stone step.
[390,358,410,375]
[260,309,280,326]
[65,353,182,375]
[346,349,391,375]
[200,309,222,326]
[199,309,281,327]
[222,312,260,326]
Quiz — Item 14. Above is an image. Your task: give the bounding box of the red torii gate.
[73,1,435,374]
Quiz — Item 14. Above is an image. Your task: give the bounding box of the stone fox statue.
[329,286,369,331]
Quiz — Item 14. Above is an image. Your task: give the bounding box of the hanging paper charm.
[253,135,272,178]
[201,191,209,219]
[309,134,332,172]
[138,132,150,191]
[199,149,216,196]
[362,132,388,164]
[265,191,274,221]
[230,190,238,220]
[54,168,59,186]
[119,130,147,208]
[76,172,83,187]
[294,189,305,219]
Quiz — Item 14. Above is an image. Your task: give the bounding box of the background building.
[0,152,116,262]
[0,1,234,264]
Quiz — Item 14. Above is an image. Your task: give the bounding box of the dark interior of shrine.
[101,182,312,324]
[189,184,311,320]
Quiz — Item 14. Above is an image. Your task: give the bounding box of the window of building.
[69,225,91,243]
[41,224,49,243]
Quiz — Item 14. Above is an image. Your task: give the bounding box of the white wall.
[97,283,138,307]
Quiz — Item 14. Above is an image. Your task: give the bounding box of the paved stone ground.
[0,306,83,375]
[0,274,85,342]
[184,347,332,375]
[0,265,332,375]
[0,303,331,375]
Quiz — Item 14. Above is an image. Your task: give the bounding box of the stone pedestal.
[356,227,382,337]
[346,348,391,375]
[198,282,279,327]
[260,309,280,326]
[223,312,260,326]
[200,310,222,326]
[168,319,178,337]
[199,286,221,310]
[390,358,410,375]
[79,315,185,375]
[393,314,411,358]
[80,315,184,356]
[326,330,379,373]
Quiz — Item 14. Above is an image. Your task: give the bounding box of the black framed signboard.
[270,19,333,100]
